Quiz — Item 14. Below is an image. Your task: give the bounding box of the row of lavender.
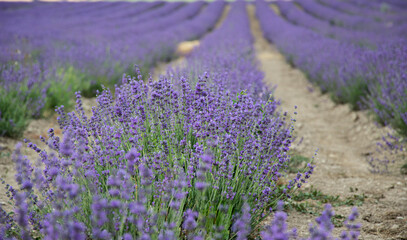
[257,0,407,136]
[319,0,407,24]
[354,0,407,10]
[276,0,405,45]
[0,1,225,138]
[0,2,361,240]
[297,0,407,33]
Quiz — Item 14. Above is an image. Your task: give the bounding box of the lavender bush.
[261,202,360,240]
[0,56,304,239]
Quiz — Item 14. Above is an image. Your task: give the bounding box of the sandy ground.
[247,4,407,240]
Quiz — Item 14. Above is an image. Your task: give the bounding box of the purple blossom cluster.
[257,0,407,135]
[261,202,360,240]
[368,132,404,173]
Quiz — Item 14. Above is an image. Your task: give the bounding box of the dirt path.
[247,4,407,240]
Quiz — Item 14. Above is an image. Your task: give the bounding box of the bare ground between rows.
[247,4,407,240]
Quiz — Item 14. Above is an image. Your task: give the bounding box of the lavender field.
[0,0,406,239]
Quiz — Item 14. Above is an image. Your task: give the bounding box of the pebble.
[328,153,337,159]
[391,224,399,230]
[351,112,359,122]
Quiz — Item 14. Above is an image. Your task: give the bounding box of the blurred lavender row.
[318,0,407,24]
[276,1,389,45]
[295,0,407,38]
[0,1,204,85]
[257,0,407,136]
[350,0,407,11]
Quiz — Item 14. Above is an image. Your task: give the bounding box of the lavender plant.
[0,63,47,137]
[0,69,312,238]
[261,202,361,240]
[365,41,407,136]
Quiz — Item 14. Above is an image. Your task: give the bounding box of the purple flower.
[60,129,74,157]
[261,201,293,240]
[126,148,140,162]
[183,209,198,231]
[232,202,251,240]
[123,233,133,240]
